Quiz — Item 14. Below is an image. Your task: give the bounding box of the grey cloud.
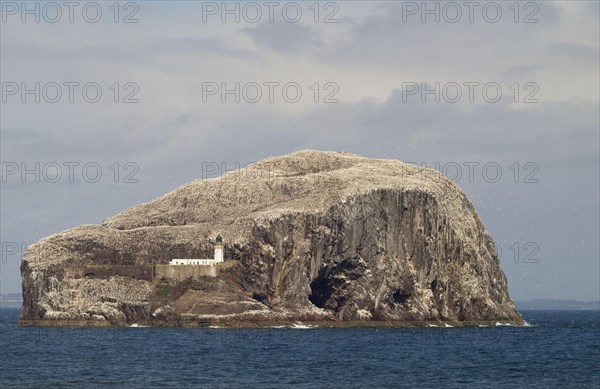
[243,20,323,54]
[2,36,262,70]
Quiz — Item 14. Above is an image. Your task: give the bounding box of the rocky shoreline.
[19,318,525,328]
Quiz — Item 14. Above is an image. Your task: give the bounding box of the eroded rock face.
[19,150,522,326]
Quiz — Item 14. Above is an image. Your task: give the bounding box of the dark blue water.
[1,309,598,388]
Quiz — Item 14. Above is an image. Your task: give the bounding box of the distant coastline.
[0,293,23,309]
[516,299,600,311]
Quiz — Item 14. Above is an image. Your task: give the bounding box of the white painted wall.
[170,258,217,266]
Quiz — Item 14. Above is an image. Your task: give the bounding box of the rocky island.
[19,150,523,327]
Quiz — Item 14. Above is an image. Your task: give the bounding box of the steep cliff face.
[20,150,522,326]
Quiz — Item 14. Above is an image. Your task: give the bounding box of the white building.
[169,235,225,266]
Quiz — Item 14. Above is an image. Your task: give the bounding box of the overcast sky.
[1,1,598,301]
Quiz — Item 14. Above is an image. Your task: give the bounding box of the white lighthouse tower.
[213,234,224,263]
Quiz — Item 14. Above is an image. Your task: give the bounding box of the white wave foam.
[292,322,317,329]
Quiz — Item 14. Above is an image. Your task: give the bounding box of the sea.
[0,309,598,388]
